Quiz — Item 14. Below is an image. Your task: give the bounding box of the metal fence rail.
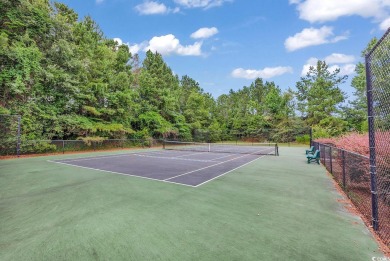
[313,141,389,247]
[366,27,390,247]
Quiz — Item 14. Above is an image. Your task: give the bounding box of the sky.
[59,0,390,99]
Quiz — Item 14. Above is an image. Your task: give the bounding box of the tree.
[137,51,181,137]
[295,60,348,136]
[344,38,378,131]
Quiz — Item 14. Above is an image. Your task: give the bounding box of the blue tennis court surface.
[50,148,274,187]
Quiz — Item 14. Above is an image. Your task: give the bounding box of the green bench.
[305,146,315,155]
[307,150,320,164]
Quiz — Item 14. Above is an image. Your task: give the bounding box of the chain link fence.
[1,127,311,156]
[366,28,390,247]
[313,142,378,235]
[170,127,312,144]
[0,139,162,156]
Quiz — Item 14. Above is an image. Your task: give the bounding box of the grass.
[0,147,385,260]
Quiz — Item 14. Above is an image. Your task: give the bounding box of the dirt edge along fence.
[313,142,389,247]
[366,28,390,247]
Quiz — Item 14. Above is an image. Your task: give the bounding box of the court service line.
[131,154,218,163]
[51,149,197,163]
[164,150,266,181]
[173,151,208,158]
[194,154,269,187]
[203,153,241,161]
[54,152,142,163]
[47,160,195,188]
[137,150,208,158]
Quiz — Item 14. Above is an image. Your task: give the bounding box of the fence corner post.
[366,48,379,231]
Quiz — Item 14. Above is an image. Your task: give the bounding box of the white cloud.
[327,64,356,75]
[174,0,231,9]
[96,0,104,4]
[289,0,302,4]
[191,27,219,39]
[291,0,389,23]
[324,53,355,64]
[301,56,356,76]
[116,34,203,56]
[113,37,123,46]
[284,26,348,52]
[231,67,293,80]
[339,64,356,75]
[129,42,149,54]
[135,1,180,15]
[135,1,169,15]
[144,34,202,56]
[113,37,148,54]
[380,17,390,30]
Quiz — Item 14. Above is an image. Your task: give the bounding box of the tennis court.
[1,146,387,260]
[50,142,278,187]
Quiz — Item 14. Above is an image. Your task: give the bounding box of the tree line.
[0,0,375,143]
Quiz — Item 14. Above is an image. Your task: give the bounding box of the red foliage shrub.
[316,132,369,156]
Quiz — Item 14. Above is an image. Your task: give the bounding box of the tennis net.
[163,141,279,156]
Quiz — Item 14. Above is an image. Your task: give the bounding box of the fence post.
[62,140,65,154]
[341,150,346,188]
[323,145,327,167]
[329,146,333,174]
[366,52,379,231]
[16,115,21,157]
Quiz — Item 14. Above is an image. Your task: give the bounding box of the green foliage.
[345,38,378,132]
[0,106,10,114]
[0,0,374,146]
[295,134,310,144]
[21,140,57,154]
[296,60,347,126]
[78,136,106,146]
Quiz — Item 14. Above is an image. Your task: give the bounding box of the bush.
[295,134,310,144]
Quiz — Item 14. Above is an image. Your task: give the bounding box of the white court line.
[194,154,269,187]
[47,160,195,188]
[164,150,266,181]
[52,149,201,163]
[48,149,275,188]
[136,150,208,159]
[174,151,208,158]
[131,154,218,163]
[55,153,137,163]
[203,153,240,161]
[173,151,235,161]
